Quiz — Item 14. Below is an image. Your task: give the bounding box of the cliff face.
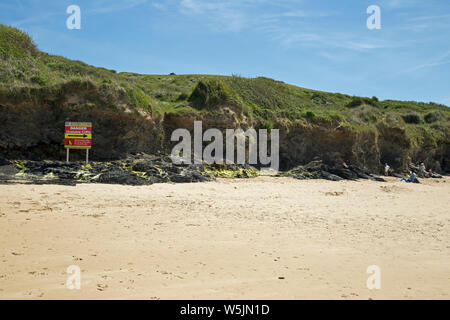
[280,123,448,172]
[0,25,449,173]
[0,82,164,161]
[162,111,449,173]
[1,90,449,174]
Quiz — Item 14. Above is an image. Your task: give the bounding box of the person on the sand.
[402,171,419,183]
[384,163,390,176]
[419,162,428,177]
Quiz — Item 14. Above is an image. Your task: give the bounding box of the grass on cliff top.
[0,25,39,58]
[1,24,449,139]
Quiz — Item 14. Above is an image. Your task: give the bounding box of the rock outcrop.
[0,154,215,186]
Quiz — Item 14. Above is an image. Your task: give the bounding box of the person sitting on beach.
[419,162,429,177]
[384,163,390,176]
[401,171,419,183]
[419,162,426,172]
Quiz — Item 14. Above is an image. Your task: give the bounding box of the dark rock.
[97,169,150,186]
[320,171,344,181]
[328,167,358,180]
[281,159,388,182]
[0,164,19,176]
[168,168,211,183]
[1,154,418,185]
[369,175,386,182]
[0,156,10,166]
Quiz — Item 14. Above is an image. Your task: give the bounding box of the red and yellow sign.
[64,122,92,149]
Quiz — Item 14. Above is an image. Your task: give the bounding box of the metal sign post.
[64,122,92,164]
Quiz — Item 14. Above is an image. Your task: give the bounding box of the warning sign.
[64,122,92,149]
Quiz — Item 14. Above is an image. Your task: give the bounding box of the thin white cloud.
[152,2,167,10]
[154,0,446,56]
[178,0,335,33]
[386,0,406,8]
[175,0,404,52]
[409,13,450,21]
[381,0,423,9]
[179,0,242,31]
[405,51,450,73]
[10,12,60,27]
[271,28,400,52]
[8,0,150,27]
[89,0,149,14]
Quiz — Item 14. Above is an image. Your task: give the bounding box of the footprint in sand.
[96,283,108,291]
[325,191,344,196]
[24,289,44,298]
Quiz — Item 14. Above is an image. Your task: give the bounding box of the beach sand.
[0,176,449,299]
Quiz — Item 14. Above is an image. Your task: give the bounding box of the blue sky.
[1,0,450,105]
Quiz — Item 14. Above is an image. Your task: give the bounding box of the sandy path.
[0,177,449,299]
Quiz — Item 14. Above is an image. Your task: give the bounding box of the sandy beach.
[0,176,449,300]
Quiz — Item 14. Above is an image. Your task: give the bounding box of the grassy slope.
[1,24,449,147]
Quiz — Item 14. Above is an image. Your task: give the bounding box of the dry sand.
[0,176,449,300]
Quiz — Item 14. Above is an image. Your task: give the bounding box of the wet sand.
[0,177,449,299]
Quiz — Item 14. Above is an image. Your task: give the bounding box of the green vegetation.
[188,79,242,109]
[124,86,151,109]
[346,96,380,108]
[204,165,260,178]
[401,111,422,124]
[0,25,38,58]
[1,24,449,148]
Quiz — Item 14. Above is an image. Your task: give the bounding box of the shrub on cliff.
[124,86,151,109]
[424,111,445,123]
[346,96,380,108]
[30,74,48,86]
[402,111,422,124]
[189,79,242,109]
